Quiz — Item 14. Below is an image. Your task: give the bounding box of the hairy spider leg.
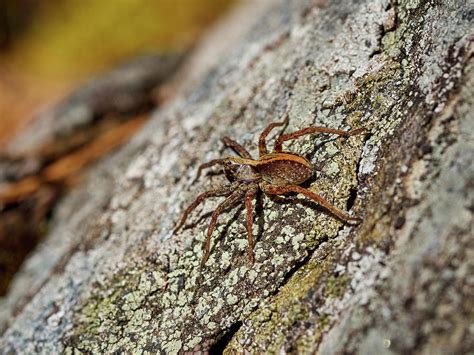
[266,194,288,203]
[258,116,289,156]
[193,159,228,183]
[262,184,361,223]
[244,186,258,263]
[222,136,251,158]
[174,186,233,233]
[274,126,365,152]
[202,189,244,266]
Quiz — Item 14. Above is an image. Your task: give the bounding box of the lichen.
[226,250,336,352]
[228,0,471,351]
[1,0,470,353]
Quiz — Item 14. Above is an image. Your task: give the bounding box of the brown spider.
[174,117,365,266]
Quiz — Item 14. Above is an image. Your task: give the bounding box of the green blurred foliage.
[3,0,235,80]
[0,0,236,143]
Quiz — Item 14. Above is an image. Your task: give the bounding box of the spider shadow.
[305,136,340,160]
[263,171,355,225]
[182,197,246,260]
[185,192,241,229]
[181,191,270,264]
[262,192,352,225]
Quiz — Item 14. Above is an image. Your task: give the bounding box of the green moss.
[325,275,351,299]
[225,13,416,349]
[65,0,446,352]
[226,252,336,352]
[294,314,329,354]
[9,0,236,79]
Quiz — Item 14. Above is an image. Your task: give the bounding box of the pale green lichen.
[325,143,340,156]
[291,234,305,249]
[226,253,336,352]
[225,9,419,352]
[227,294,239,305]
[324,161,340,176]
[162,340,182,355]
[274,236,285,244]
[51,0,468,353]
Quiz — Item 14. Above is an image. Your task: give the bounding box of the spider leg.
[222,136,251,158]
[193,159,228,183]
[244,186,258,263]
[202,189,244,266]
[262,184,362,223]
[274,126,365,152]
[258,116,289,156]
[174,186,233,233]
[267,194,290,203]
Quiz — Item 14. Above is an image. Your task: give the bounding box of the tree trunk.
[1,0,472,353]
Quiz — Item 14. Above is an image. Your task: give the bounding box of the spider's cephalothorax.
[224,161,260,183]
[174,117,365,266]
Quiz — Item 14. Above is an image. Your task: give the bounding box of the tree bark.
[1,0,472,353]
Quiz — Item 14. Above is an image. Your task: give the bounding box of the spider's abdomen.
[256,152,312,186]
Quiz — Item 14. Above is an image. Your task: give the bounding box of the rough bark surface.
[1,0,472,353]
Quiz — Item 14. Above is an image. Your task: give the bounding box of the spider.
[174,117,365,266]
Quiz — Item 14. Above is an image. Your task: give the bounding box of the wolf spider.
[174,117,364,265]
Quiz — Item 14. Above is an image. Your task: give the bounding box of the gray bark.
[1,0,472,353]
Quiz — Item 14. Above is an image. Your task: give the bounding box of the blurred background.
[0,0,236,143]
[0,0,237,295]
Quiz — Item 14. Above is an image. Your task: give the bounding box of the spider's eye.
[224,161,237,169]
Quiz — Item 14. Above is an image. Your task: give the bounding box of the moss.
[325,275,351,299]
[1,0,470,352]
[69,20,409,351]
[226,252,336,352]
[294,315,330,354]
[224,5,424,349]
